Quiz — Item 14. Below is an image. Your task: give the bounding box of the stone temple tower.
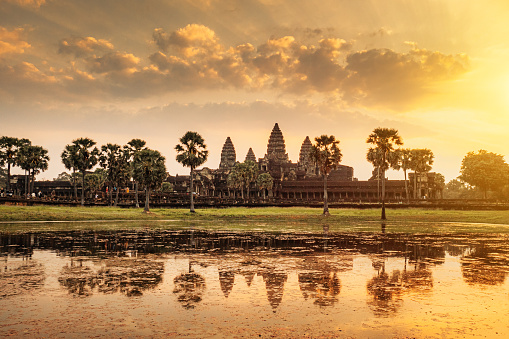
[219,137,236,169]
[265,123,289,163]
[245,148,256,162]
[298,136,317,176]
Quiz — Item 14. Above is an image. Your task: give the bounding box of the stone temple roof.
[219,137,236,168]
[265,123,289,162]
[245,148,256,162]
[299,136,313,164]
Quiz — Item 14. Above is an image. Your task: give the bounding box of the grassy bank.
[2,205,509,232]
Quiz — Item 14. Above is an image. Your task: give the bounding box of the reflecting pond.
[1,225,509,338]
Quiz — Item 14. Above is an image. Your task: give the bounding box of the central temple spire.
[265,123,289,162]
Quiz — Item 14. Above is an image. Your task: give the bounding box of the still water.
[1,226,509,338]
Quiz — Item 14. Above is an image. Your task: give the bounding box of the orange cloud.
[0,24,471,109]
[58,36,114,58]
[344,48,470,109]
[86,52,140,74]
[0,27,31,55]
[4,0,47,7]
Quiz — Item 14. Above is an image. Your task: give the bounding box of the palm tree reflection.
[461,244,508,286]
[173,260,206,309]
[367,260,433,316]
[298,271,340,307]
[59,258,164,297]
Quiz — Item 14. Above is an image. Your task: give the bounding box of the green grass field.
[2,205,509,233]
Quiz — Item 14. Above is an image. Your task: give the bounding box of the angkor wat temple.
[168,123,418,202]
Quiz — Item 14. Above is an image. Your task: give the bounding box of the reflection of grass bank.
[1,206,509,233]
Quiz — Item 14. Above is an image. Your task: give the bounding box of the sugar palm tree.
[410,149,434,199]
[66,138,99,206]
[175,132,208,213]
[125,139,146,208]
[0,136,31,191]
[310,135,342,216]
[99,143,130,206]
[366,128,403,220]
[393,148,412,203]
[132,148,167,212]
[61,144,80,200]
[18,145,49,195]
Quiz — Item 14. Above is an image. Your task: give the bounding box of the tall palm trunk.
[6,163,11,191]
[404,169,409,203]
[144,187,150,212]
[81,172,85,206]
[190,167,195,213]
[381,168,386,220]
[24,170,28,196]
[135,181,139,208]
[114,185,119,206]
[413,171,418,199]
[323,173,329,215]
[72,168,77,200]
[108,184,113,206]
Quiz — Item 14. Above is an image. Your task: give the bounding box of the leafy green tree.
[133,148,167,212]
[227,161,258,200]
[64,138,99,206]
[256,172,274,199]
[160,182,174,193]
[17,145,50,195]
[0,167,6,189]
[310,135,343,215]
[61,144,80,199]
[54,172,72,182]
[410,149,434,199]
[99,143,130,206]
[175,132,208,213]
[0,136,31,191]
[459,150,509,199]
[85,168,107,198]
[443,179,481,199]
[125,139,147,208]
[226,167,241,198]
[366,128,403,220]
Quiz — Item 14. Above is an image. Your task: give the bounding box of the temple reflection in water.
[2,229,509,316]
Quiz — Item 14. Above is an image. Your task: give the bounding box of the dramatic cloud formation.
[0,27,30,55]
[1,23,469,109]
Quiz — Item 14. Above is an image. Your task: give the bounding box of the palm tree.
[66,138,99,206]
[125,139,147,208]
[392,148,412,203]
[410,149,434,199]
[175,132,208,213]
[99,143,130,206]
[310,135,342,216]
[17,145,49,195]
[366,128,403,220]
[132,148,167,212]
[256,173,274,199]
[61,144,80,200]
[0,136,31,192]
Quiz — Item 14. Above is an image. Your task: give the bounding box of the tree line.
[2,129,509,215]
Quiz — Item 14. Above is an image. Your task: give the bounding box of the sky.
[1,0,509,182]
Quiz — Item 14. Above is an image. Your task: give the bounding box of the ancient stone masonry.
[219,137,236,169]
[264,123,289,163]
[245,148,256,162]
[298,136,317,177]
